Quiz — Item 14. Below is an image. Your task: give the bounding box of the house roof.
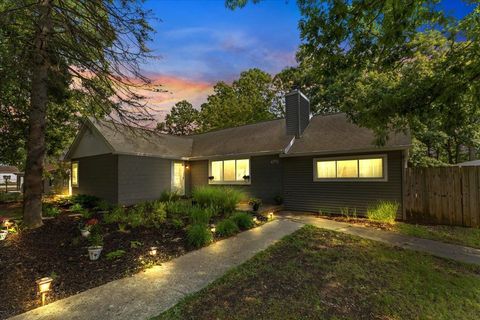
[454,160,480,167]
[66,113,411,160]
[188,119,294,159]
[285,113,412,156]
[0,165,19,174]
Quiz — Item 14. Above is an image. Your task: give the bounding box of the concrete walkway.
[279,212,480,265]
[10,219,303,320]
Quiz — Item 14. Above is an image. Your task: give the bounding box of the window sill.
[208,181,251,186]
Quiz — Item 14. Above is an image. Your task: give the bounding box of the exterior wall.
[283,151,404,216]
[70,126,111,159]
[72,154,118,203]
[117,155,172,205]
[188,155,283,203]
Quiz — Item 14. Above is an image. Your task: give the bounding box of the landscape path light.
[36,277,53,306]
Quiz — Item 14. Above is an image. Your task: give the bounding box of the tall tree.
[156,100,200,135]
[199,68,277,132]
[0,0,154,227]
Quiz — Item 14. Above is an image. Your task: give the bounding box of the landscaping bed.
[157,225,480,320]
[0,187,266,318]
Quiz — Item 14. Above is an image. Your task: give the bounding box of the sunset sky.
[139,0,474,122]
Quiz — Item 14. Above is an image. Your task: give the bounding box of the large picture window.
[209,159,250,184]
[314,155,386,181]
[71,162,79,187]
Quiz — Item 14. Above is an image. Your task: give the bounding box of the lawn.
[157,225,480,320]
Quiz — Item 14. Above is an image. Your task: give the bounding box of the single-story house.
[0,165,19,183]
[64,90,411,215]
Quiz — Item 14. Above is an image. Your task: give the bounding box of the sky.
[139,0,475,122]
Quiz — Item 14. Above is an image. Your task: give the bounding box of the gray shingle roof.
[76,114,410,160]
[285,113,411,156]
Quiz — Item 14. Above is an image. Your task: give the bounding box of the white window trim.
[313,154,388,182]
[71,161,79,187]
[208,158,251,185]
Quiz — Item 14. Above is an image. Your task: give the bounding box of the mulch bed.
[317,214,396,231]
[0,214,188,319]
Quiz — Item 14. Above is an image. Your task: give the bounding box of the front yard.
[158,225,480,320]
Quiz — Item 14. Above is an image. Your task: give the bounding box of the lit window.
[314,156,386,181]
[316,161,336,178]
[209,159,250,184]
[72,162,79,187]
[337,160,358,178]
[359,158,383,178]
[211,161,223,182]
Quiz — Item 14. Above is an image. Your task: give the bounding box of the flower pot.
[80,229,91,238]
[88,246,103,261]
[0,230,7,241]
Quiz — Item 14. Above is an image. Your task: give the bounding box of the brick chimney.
[285,90,310,138]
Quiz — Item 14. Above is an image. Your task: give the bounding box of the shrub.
[148,201,167,227]
[340,207,357,219]
[231,212,254,230]
[159,190,181,202]
[89,232,103,247]
[71,194,100,208]
[216,218,239,237]
[189,206,212,225]
[249,198,262,211]
[104,201,166,230]
[106,249,126,260]
[171,218,184,229]
[0,192,22,203]
[96,200,112,212]
[193,186,246,214]
[367,201,399,224]
[165,200,192,219]
[42,204,61,217]
[186,224,212,248]
[70,203,83,212]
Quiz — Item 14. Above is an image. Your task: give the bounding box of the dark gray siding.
[117,155,172,205]
[188,155,283,203]
[72,154,118,203]
[283,151,404,216]
[286,91,310,138]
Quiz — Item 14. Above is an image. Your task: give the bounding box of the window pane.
[359,158,383,178]
[316,161,336,178]
[223,160,236,181]
[236,159,250,181]
[72,162,78,186]
[211,161,223,181]
[337,160,358,178]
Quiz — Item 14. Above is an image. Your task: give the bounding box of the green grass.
[394,222,480,249]
[156,225,480,320]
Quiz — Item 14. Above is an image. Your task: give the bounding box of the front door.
[172,161,185,195]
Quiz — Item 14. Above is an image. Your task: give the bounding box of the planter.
[80,229,91,238]
[88,246,103,261]
[252,203,260,212]
[0,230,7,241]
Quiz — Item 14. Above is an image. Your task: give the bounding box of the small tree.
[156,100,200,135]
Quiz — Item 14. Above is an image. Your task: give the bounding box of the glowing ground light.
[36,277,53,306]
[210,225,216,233]
[253,217,259,224]
[268,212,274,220]
[149,247,158,256]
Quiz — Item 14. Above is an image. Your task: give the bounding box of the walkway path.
[279,212,480,265]
[10,219,303,320]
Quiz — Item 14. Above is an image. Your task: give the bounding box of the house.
[64,91,411,215]
[455,160,480,167]
[0,165,19,183]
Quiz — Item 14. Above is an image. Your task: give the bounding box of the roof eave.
[280,145,412,158]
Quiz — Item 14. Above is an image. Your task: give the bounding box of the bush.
[231,212,254,230]
[42,204,61,217]
[71,194,100,208]
[70,203,83,212]
[216,218,239,237]
[189,206,213,225]
[367,201,399,224]
[104,201,166,230]
[0,192,22,203]
[165,200,191,219]
[159,190,181,202]
[186,224,212,248]
[193,186,246,214]
[95,200,112,212]
[106,249,126,260]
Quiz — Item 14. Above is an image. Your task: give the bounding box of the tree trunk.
[23,0,52,228]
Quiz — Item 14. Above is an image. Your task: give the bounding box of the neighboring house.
[455,160,480,167]
[0,165,19,183]
[64,91,411,215]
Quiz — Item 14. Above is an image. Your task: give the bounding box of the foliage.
[0,192,22,203]
[198,69,279,132]
[70,203,84,213]
[130,240,143,249]
[42,204,61,218]
[230,212,254,230]
[71,195,100,209]
[248,198,262,211]
[95,200,112,212]
[186,224,213,248]
[193,186,246,214]
[216,218,240,237]
[171,218,184,229]
[160,190,181,203]
[156,100,200,135]
[367,201,399,224]
[104,201,166,230]
[106,249,126,261]
[189,206,213,225]
[339,207,357,220]
[88,232,103,247]
[273,195,283,205]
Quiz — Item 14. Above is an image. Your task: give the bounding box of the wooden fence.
[404,167,480,227]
